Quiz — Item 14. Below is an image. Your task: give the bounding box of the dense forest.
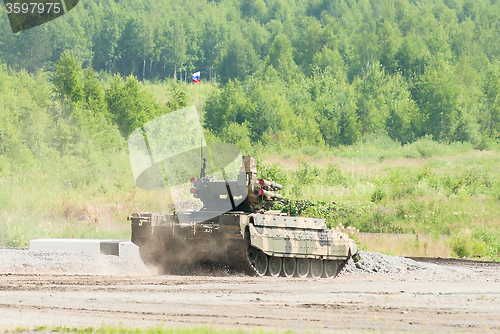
[1,0,500,150]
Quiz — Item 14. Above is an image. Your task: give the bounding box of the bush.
[295,159,319,186]
[221,122,252,154]
[325,163,348,186]
[403,136,474,158]
[476,136,500,151]
[450,228,500,260]
[300,145,320,157]
[257,162,289,195]
[371,187,386,203]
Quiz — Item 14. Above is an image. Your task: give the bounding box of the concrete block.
[100,241,120,256]
[119,241,140,259]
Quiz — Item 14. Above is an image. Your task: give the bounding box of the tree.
[416,58,460,142]
[90,0,121,73]
[354,63,389,135]
[105,74,162,137]
[311,47,344,74]
[354,63,419,143]
[384,73,420,144]
[116,19,143,77]
[309,66,361,146]
[53,51,83,104]
[204,80,251,135]
[82,68,107,115]
[347,21,379,81]
[161,19,187,80]
[240,0,267,22]
[482,62,500,139]
[266,33,298,81]
[166,82,188,111]
[201,17,228,82]
[377,20,402,74]
[16,26,52,74]
[293,16,326,74]
[218,30,260,84]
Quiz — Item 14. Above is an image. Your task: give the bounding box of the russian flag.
[192,71,200,83]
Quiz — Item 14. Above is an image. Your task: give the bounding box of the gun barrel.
[258,179,283,190]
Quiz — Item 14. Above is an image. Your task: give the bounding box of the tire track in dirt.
[1,250,500,332]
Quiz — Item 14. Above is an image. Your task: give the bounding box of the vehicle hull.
[130,211,359,277]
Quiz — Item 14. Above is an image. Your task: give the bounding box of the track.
[226,241,259,276]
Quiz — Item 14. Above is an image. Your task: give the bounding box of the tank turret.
[189,156,282,212]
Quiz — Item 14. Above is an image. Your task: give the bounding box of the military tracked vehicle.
[129,156,360,278]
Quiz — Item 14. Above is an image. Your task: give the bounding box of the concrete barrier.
[29,239,138,258]
[119,241,140,259]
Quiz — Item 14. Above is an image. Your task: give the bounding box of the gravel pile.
[0,248,150,275]
[341,251,473,279]
[0,248,478,280]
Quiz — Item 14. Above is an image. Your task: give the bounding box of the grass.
[268,133,486,161]
[143,80,217,115]
[8,325,292,334]
[0,148,175,247]
[355,233,454,258]
[260,135,500,261]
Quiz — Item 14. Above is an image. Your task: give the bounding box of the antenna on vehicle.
[200,136,206,178]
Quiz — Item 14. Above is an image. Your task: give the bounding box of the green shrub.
[450,228,500,260]
[451,235,469,258]
[325,163,348,186]
[295,159,319,185]
[403,136,475,158]
[371,187,386,203]
[300,145,319,157]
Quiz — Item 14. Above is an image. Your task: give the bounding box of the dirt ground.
[0,254,499,334]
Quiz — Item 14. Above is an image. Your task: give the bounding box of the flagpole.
[199,78,202,124]
[192,71,202,122]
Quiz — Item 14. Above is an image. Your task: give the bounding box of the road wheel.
[296,258,309,278]
[283,258,296,277]
[310,259,323,278]
[248,247,268,276]
[268,256,282,277]
[324,260,338,278]
[247,246,258,263]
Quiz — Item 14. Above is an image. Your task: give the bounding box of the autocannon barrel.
[258,179,283,190]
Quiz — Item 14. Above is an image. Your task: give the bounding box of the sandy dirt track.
[0,250,499,333]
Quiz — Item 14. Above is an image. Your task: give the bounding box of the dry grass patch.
[357,233,453,258]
